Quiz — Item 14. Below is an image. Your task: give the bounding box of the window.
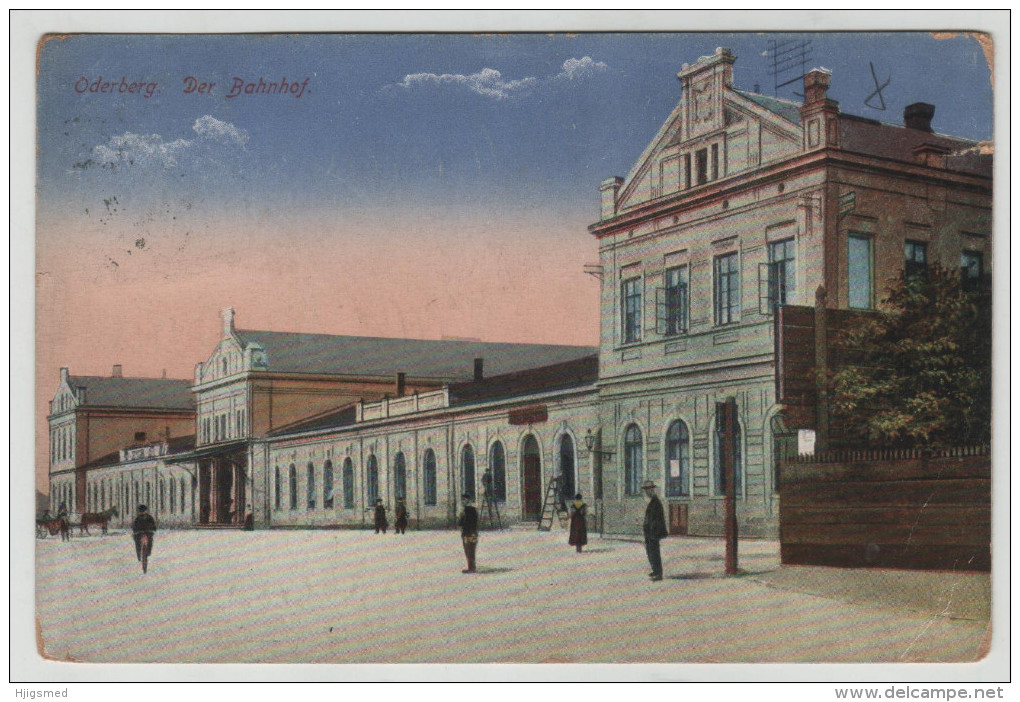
[624,424,643,496]
[767,238,796,310]
[323,460,334,509]
[622,277,642,344]
[696,148,708,185]
[367,455,379,505]
[134,431,146,442]
[905,240,928,280]
[664,265,689,335]
[274,466,281,510]
[559,435,576,502]
[848,235,873,309]
[714,252,740,325]
[289,464,297,510]
[711,143,719,180]
[169,479,175,514]
[343,459,355,509]
[461,444,476,499]
[159,481,165,512]
[713,419,743,496]
[101,481,106,510]
[684,153,692,189]
[182,478,188,514]
[665,421,691,497]
[306,463,316,510]
[962,250,983,290]
[393,453,407,500]
[423,450,437,506]
[489,442,506,502]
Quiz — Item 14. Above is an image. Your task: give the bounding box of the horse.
[78,506,119,536]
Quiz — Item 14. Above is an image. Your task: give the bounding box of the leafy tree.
[829,264,991,449]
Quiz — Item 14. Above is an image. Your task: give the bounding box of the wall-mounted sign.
[509,405,548,425]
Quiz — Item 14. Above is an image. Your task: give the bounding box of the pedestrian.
[568,492,588,553]
[57,502,70,542]
[641,480,668,581]
[373,498,388,534]
[394,497,409,534]
[242,504,254,531]
[132,504,157,562]
[457,493,479,573]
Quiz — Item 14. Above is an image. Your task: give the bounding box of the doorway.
[521,435,541,519]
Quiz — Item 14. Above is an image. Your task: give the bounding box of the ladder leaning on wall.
[538,475,567,531]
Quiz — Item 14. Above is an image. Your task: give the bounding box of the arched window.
[145,482,151,506]
[169,479,176,515]
[181,478,187,515]
[101,481,106,510]
[307,463,316,510]
[393,453,407,500]
[489,442,506,502]
[289,464,298,510]
[367,455,379,505]
[665,420,691,497]
[343,458,354,509]
[559,434,576,502]
[624,424,643,495]
[423,449,437,506]
[323,460,334,509]
[159,480,165,512]
[274,466,281,510]
[461,444,475,499]
[713,419,743,496]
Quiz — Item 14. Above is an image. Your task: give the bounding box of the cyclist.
[132,504,157,563]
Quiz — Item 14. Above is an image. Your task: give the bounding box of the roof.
[267,405,358,437]
[448,354,599,405]
[839,114,991,177]
[67,376,195,411]
[82,434,196,470]
[234,329,598,381]
[732,90,801,125]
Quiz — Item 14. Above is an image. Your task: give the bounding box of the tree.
[829,264,991,450]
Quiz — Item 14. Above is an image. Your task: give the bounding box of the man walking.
[641,480,668,581]
[457,493,479,573]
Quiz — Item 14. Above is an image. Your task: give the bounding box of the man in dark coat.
[568,492,588,553]
[57,502,70,542]
[132,504,157,561]
[457,493,479,573]
[394,498,408,534]
[641,480,668,581]
[373,499,388,534]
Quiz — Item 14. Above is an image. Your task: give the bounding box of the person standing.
[57,502,70,542]
[372,498,388,534]
[132,504,157,562]
[568,493,588,553]
[394,498,409,535]
[457,493,479,573]
[641,480,668,581]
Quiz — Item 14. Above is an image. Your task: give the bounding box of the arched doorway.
[521,435,542,519]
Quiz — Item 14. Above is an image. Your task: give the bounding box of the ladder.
[538,475,567,531]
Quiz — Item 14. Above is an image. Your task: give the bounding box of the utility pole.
[717,397,739,575]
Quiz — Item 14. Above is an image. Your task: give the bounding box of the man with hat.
[132,504,157,562]
[457,493,479,573]
[641,480,668,581]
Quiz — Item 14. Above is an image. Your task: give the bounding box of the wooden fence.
[779,448,990,572]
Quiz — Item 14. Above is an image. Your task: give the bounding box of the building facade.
[589,48,991,537]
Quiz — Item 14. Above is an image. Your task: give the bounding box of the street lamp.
[584,429,615,458]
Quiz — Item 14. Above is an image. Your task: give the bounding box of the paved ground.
[34,527,991,664]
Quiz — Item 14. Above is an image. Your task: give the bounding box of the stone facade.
[589,49,992,538]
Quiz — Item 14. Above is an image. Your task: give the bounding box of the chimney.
[599,176,624,221]
[395,372,406,398]
[221,307,235,338]
[112,365,122,378]
[803,68,832,106]
[474,358,484,381]
[904,102,935,132]
[60,367,69,382]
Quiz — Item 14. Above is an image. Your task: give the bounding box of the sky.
[30,29,994,492]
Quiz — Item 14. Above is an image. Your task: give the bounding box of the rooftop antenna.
[766,37,813,99]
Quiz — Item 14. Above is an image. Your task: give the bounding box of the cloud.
[556,56,608,81]
[192,115,249,146]
[394,56,607,100]
[397,67,537,100]
[92,133,192,170]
